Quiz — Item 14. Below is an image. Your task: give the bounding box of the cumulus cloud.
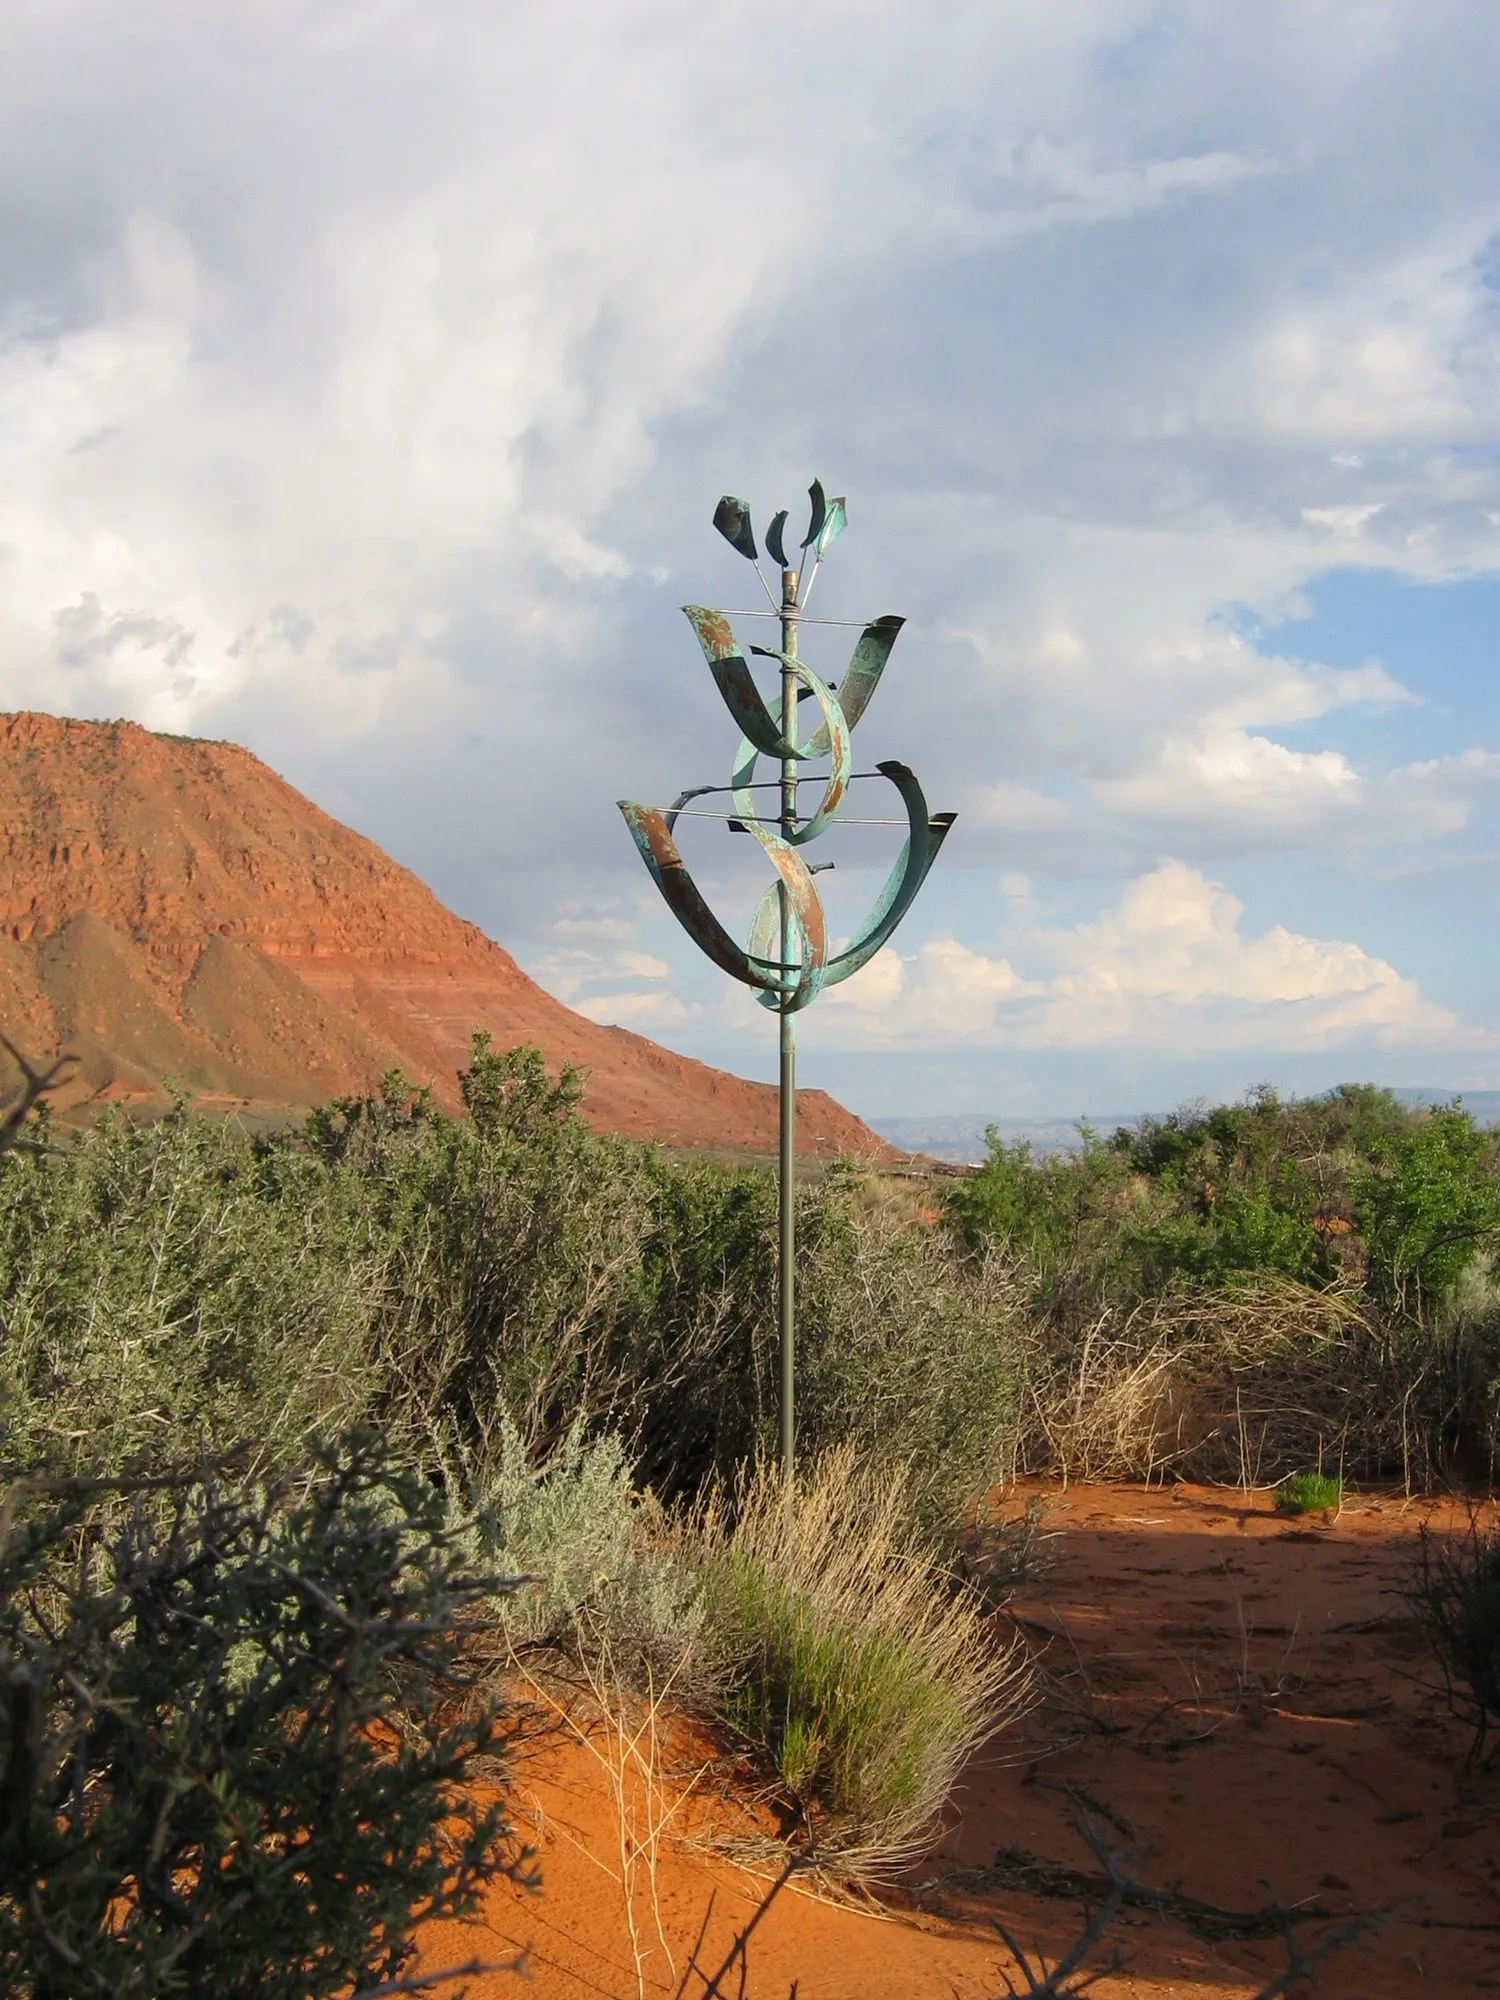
[1096,729,1500,849]
[817,861,1486,1054]
[1,1,1499,1097]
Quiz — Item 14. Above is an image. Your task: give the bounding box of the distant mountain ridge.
[873,1089,1500,1165]
[869,1114,1147,1164]
[0,711,895,1158]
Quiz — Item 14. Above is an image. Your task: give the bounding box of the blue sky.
[3,2,1500,1118]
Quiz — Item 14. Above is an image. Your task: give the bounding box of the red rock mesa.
[0,711,894,1158]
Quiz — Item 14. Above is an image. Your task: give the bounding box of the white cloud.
[818,861,1486,1055]
[1097,730,1500,847]
[573,989,690,1028]
[1,2,1500,1100]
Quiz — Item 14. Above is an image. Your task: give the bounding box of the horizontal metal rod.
[680,773,888,796]
[710,610,882,628]
[671,809,915,826]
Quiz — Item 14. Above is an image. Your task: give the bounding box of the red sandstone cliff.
[0,712,895,1158]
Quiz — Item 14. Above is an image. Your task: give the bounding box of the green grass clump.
[688,1448,1033,1874]
[715,1554,962,1818]
[1274,1470,1344,1515]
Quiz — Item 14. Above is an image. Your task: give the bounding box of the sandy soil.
[419,1482,1500,1999]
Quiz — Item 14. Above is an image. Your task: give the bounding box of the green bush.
[0,1430,531,1998]
[945,1128,1131,1294]
[1354,1105,1500,1319]
[0,1041,1027,1521]
[943,1085,1500,1482]
[13,1039,1500,1530]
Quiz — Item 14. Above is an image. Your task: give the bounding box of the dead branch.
[0,1031,77,1156]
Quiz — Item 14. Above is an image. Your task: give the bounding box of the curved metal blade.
[741,648,852,841]
[765,509,790,568]
[712,494,757,561]
[796,615,903,756]
[618,801,827,1006]
[684,605,795,758]
[682,603,738,661]
[747,879,803,1011]
[815,496,847,557]
[710,655,793,758]
[664,784,718,835]
[620,802,781,993]
[820,763,957,988]
[800,478,827,551]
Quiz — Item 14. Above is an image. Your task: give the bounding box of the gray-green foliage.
[797,1172,1025,1514]
[0,1430,529,2000]
[457,1415,707,1689]
[0,1038,1025,1512]
[0,1102,385,1471]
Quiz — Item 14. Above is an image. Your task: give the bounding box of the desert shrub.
[793,1172,1026,1517]
[1353,1105,1500,1320]
[1274,1470,1343,1515]
[1407,1516,1500,1765]
[454,1414,708,1692]
[945,1131,1127,1278]
[619,1153,776,1490]
[686,1447,1033,1874]
[0,1043,1030,1518]
[0,1429,531,1998]
[0,1102,386,1472]
[946,1114,1327,1309]
[25,1035,1500,1506]
[304,1041,666,1459]
[947,1085,1500,1484]
[1125,1181,1322,1292]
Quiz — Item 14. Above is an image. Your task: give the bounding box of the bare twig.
[669,1857,800,2000]
[0,1032,76,1156]
[976,1798,1396,2000]
[351,1951,528,1998]
[967,1844,1337,1943]
[1246,1897,1395,2000]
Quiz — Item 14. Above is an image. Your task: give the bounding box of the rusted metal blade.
[797,615,904,757]
[712,655,798,759]
[712,495,758,561]
[684,604,790,756]
[617,801,826,1004]
[740,648,852,843]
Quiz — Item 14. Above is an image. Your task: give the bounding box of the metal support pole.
[778,563,799,1479]
[617,482,956,1487]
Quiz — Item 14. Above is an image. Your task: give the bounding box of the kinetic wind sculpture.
[618,482,954,1473]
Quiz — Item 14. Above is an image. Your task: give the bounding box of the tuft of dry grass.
[1019,1274,1417,1486]
[518,1652,707,2000]
[683,1445,1034,1879]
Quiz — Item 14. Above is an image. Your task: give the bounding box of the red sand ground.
[0,711,893,1157]
[419,1483,1500,1998]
